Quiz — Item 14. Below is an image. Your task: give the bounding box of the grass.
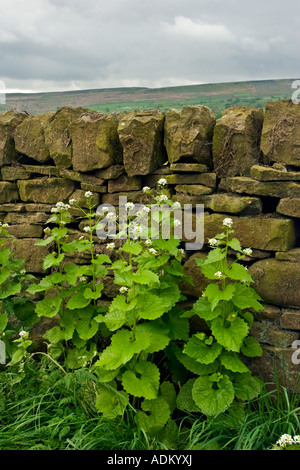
[1,356,300,451]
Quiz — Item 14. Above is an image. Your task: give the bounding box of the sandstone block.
[14,113,52,163]
[276,198,300,218]
[18,178,74,204]
[0,182,19,204]
[0,110,28,166]
[219,176,300,198]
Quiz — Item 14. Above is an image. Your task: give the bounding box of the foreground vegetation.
[1,181,300,451]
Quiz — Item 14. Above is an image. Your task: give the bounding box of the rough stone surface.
[0,110,28,166]
[4,212,49,225]
[249,259,300,308]
[180,252,210,297]
[250,164,300,182]
[251,320,299,347]
[7,224,44,238]
[212,106,264,178]
[275,248,300,263]
[164,105,216,165]
[70,111,122,172]
[44,106,88,168]
[174,184,213,196]
[1,165,30,180]
[14,113,52,163]
[146,172,216,188]
[219,176,300,198]
[260,99,300,167]
[108,174,142,193]
[118,110,165,176]
[18,178,74,203]
[170,163,208,173]
[280,309,300,330]
[0,182,19,204]
[200,193,262,215]
[5,238,50,273]
[276,198,300,218]
[95,164,124,180]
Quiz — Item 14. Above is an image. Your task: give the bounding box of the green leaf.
[121,240,143,255]
[83,283,104,300]
[136,321,170,354]
[241,336,263,357]
[163,307,189,341]
[0,248,11,267]
[192,374,235,416]
[0,313,8,333]
[211,317,249,352]
[176,348,218,376]
[0,281,21,299]
[133,269,159,286]
[65,342,97,369]
[227,238,243,252]
[160,382,177,414]
[231,283,263,311]
[224,263,253,283]
[122,360,160,400]
[191,297,222,322]
[220,352,250,373]
[35,296,62,318]
[202,247,225,265]
[76,308,99,341]
[61,240,89,253]
[137,396,171,435]
[97,328,151,370]
[234,373,262,401]
[66,290,91,310]
[96,381,129,419]
[43,253,65,270]
[0,267,11,285]
[176,379,200,413]
[135,292,171,320]
[183,335,222,364]
[205,283,236,311]
[35,236,54,246]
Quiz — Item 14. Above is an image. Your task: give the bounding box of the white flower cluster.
[142,186,151,193]
[214,271,223,279]
[156,194,168,204]
[157,178,168,188]
[106,242,115,250]
[223,217,233,228]
[85,191,93,198]
[276,434,300,448]
[243,248,253,256]
[51,202,71,213]
[120,286,128,294]
[0,222,9,228]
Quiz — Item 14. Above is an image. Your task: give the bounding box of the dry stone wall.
[1,100,300,389]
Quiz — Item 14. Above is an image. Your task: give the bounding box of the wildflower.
[106,242,115,250]
[214,271,223,279]
[83,226,92,233]
[1,223,9,228]
[43,227,51,234]
[149,248,158,255]
[19,330,28,338]
[85,191,93,198]
[20,269,26,275]
[141,205,150,213]
[172,201,181,210]
[145,239,152,246]
[173,219,181,227]
[142,186,151,193]
[125,202,135,210]
[106,212,117,221]
[79,276,87,282]
[179,248,185,255]
[276,434,295,448]
[243,248,253,256]
[69,198,76,205]
[156,194,168,204]
[79,235,85,240]
[157,178,168,187]
[119,286,128,294]
[223,217,233,228]
[131,225,143,235]
[208,238,219,246]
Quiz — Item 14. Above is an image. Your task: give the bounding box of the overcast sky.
[0,0,299,93]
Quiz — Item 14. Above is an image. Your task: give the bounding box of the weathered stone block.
[251,321,299,347]
[260,99,300,166]
[164,105,216,165]
[200,193,262,215]
[5,238,49,273]
[70,111,122,172]
[118,110,165,176]
[212,106,264,177]
[219,176,300,198]
[276,198,300,218]
[0,110,28,166]
[69,189,100,208]
[170,163,208,173]
[175,184,213,196]
[108,174,142,193]
[0,182,19,204]
[4,212,49,225]
[275,248,300,263]
[249,259,300,308]
[1,166,30,180]
[280,309,300,330]
[95,164,124,180]
[7,224,44,238]
[18,178,74,204]
[44,107,88,168]
[14,113,52,163]
[146,172,216,188]
[250,164,300,182]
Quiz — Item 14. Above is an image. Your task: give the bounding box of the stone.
[170,163,209,173]
[94,164,124,180]
[164,105,215,165]
[212,106,264,177]
[219,176,300,198]
[44,106,88,168]
[203,213,295,252]
[22,165,60,177]
[146,172,216,188]
[0,182,19,204]
[18,177,74,203]
[250,321,299,348]
[174,184,213,196]
[80,183,107,194]
[69,111,122,172]
[14,113,53,163]
[252,303,282,322]
[101,190,153,206]
[0,110,28,166]
[1,166,30,180]
[260,99,300,167]
[7,224,44,238]
[196,193,262,215]
[250,164,300,182]
[180,252,210,297]
[280,309,300,330]
[4,212,49,225]
[249,259,300,308]
[276,198,300,218]
[108,174,142,193]
[5,238,50,273]
[69,189,100,208]
[118,110,165,176]
[275,248,300,263]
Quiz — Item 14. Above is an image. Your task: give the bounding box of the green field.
[1,78,296,118]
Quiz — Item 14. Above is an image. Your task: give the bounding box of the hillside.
[1,78,295,118]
